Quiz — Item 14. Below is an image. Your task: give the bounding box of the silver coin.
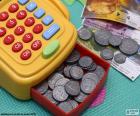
[109,35,122,47]
[55,78,70,87]
[78,27,92,41]
[119,38,139,55]
[58,102,73,113]
[81,75,97,94]
[66,50,80,64]
[74,92,87,103]
[114,53,127,64]
[43,90,58,104]
[53,86,68,102]
[63,65,72,78]
[70,66,84,80]
[78,56,93,69]
[68,100,79,109]
[94,66,105,79]
[100,48,114,60]
[94,30,112,46]
[88,62,97,71]
[65,81,80,96]
[36,81,48,94]
[82,72,99,84]
[48,73,64,90]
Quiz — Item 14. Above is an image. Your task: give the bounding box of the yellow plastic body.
[0,0,77,100]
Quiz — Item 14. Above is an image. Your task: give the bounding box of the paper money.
[83,0,140,30]
[77,18,140,81]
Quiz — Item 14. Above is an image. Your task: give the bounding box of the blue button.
[18,0,29,5]
[43,24,60,40]
[34,8,45,19]
[42,16,54,26]
[26,2,37,12]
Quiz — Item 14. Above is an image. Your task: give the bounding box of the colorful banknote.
[83,0,140,30]
[77,18,140,81]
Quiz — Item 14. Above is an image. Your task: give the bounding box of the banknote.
[83,0,140,30]
[77,18,140,81]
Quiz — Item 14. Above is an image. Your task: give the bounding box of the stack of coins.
[78,27,139,64]
[35,50,105,113]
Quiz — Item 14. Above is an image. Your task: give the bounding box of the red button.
[9,3,19,13]
[12,42,23,52]
[0,12,9,21]
[6,18,17,28]
[4,34,15,45]
[14,26,25,35]
[23,33,33,43]
[24,17,35,27]
[20,49,31,60]
[31,40,42,50]
[0,27,6,37]
[33,24,43,34]
[16,10,27,20]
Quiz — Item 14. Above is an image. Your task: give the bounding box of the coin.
[36,81,48,94]
[70,66,84,80]
[78,56,93,69]
[63,65,72,78]
[44,90,58,104]
[53,86,68,102]
[109,35,122,47]
[94,30,112,46]
[81,77,96,94]
[119,38,139,55]
[66,50,80,64]
[68,100,78,109]
[114,53,127,64]
[88,62,97,71]
[58,102,73,113]
[55,78,70,87]
[65,81,80,96]
[74,92,87,103]
[94,66,105,79]
[78,27,93,41]
[83,72,99,84]
[48,73,64,90]
[100,48,114,60]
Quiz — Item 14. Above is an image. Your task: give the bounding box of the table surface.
[1,1,140,116]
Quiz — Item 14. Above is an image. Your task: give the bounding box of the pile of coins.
[78,27,139,64]
[35,50,105,113]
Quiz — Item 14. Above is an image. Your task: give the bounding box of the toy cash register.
[0,0,77,100]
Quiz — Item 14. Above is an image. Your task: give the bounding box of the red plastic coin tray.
[31,43,110,116]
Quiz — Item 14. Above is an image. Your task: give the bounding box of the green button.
[43,40,60,58]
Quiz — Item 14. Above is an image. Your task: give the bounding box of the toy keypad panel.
[0,0,76,77]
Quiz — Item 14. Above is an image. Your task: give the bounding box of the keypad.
[24,17,35,27]
[4,34,15,45]
[14,26,25,35]
[42,15,53,26]
[16,10,27,20]
[34,8,45,19]
[26,2,37,12]
[0,12,9,21]
[23,33,33,43]
[6,18,17,28]
[43,24,60,40]
[18,0,29,5]
[0,0,60,61]
[0,27,6,37]
[12,42,23,52]
[20,49,31,60]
